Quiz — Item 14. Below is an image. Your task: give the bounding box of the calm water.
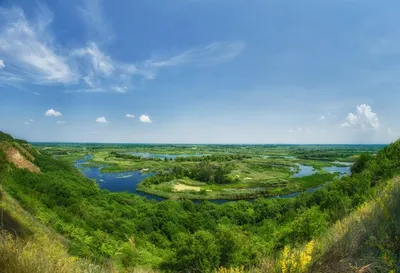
[332,161,354,166]
[74,155,350,204]
[124,152,206,159]
[292,164,316,178]
[75,155,163,201]
[262,155,297,159]
[323,166,351,177]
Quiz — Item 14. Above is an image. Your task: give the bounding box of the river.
[74,155,350,204]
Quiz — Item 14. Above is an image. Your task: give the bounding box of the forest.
[0,131,399,272]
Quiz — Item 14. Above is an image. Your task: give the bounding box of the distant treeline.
[109,151,251,163]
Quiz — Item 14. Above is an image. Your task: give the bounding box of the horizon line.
[29,141,389,146]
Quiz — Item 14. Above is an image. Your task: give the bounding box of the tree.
[171,231,220,272]
[351,153,372,174]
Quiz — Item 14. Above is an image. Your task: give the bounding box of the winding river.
[74,155,351,204]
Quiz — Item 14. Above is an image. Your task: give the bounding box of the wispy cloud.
[57,121,66,124]
[73,43,114,76]
[0,7,77,84]
[143,41,245,75]
[78,0,112,41]
[126,114,135,118]
[24,119,34,125]
[0,4,244,93]
[68,41,245,93]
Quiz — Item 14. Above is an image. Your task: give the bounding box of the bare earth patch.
[173,183,201,192]
[6,147,40,173]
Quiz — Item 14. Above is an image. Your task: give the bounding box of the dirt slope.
[5,147,40,173]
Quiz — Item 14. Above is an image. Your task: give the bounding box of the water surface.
[292,164,316,178]
[323,166,351,177]
[123,152,206,159]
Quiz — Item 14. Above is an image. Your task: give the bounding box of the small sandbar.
[173,183,201,192]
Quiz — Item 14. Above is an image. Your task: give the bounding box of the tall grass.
[0,186,158,273]
[272,176,400,273]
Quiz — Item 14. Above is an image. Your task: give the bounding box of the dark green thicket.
[0,131,399,272]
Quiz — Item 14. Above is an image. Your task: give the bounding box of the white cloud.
[305,128,311,133]
[126,114,135,118]
[57,121,66,124]
[0,59,4,69]
[0,7,77,84]
[288,129,293,133]
[96,116,108,123]
[319,115,326,120]
[341,104,379,130]
[139,115,152,123]
[45,109,62,116]
[297,128,303,132]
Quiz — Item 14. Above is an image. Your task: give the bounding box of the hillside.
[0,130,400,272]
[0,132,99,273]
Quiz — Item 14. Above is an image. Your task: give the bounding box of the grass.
[264,176,400,273]
[0,187,103,273]
[0,186,159,273]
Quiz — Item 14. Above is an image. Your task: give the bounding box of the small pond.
[291,164,316,178]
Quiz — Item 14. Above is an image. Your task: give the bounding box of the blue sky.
[0,0,399,143]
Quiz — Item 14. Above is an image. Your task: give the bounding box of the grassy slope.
[264,176,400,273]
[0,187,107,273]
[0,133,102,273]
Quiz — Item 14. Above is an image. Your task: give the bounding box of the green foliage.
[350,153,372,174]
[1,132,399,272]
[144,161,235,185]
[169,230,220,272]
